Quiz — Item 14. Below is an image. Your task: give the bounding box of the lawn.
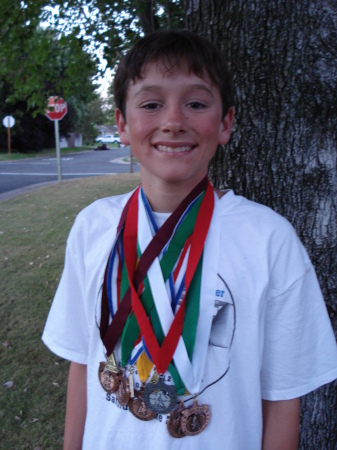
[0,174,140,449]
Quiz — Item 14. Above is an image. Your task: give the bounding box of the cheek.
[126,115,154,139]
[199,123,222,141]
[195,112,223,134]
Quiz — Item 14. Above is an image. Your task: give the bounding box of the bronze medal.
[166,402,186,438]
[116,375,130,406]
[129,388,157,421]
[143,378,177,414]
[180,400,211,436]
[98,362,119,393]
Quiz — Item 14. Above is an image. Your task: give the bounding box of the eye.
[141,102,161,110]
[187,101,207,110]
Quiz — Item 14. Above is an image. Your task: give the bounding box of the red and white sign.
[45,96,67,121]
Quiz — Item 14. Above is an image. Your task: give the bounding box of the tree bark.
[137,0,160,34]
[185,1,337,448]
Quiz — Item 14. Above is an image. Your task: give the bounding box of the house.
[96,125,118,138]
[60,132,83,148]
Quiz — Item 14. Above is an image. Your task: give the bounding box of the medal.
[104,352,119,373]
[98,360,119,394]
[128,387,157,421]
[116,369,130,406]
[180,399,211,436]
[166,402,186,438]
[143,376,177,414]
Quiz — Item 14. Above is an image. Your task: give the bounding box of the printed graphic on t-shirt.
[199,274,235,390]
[209,274,236,350]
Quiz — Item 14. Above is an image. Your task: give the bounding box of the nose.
[161,103,186,134]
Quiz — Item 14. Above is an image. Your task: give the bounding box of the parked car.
[95,134,121,145]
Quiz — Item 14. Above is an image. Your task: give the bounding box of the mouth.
[156,145,194,153]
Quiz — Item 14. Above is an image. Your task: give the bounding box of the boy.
[42,30,337,449]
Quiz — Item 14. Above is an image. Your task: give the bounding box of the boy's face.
[116,62,234,191]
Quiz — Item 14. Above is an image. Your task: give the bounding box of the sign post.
[2,116,15,155]
[45,97,67,183]
[129,147,133,173]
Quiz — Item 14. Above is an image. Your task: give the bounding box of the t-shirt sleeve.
[261,235,337,400]
[42,216,91,365]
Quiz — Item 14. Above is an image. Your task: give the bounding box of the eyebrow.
[133,83,215,98]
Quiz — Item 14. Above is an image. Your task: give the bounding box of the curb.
[0,181,58,202]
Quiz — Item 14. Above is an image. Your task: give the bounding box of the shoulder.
[67,190,134,246]
[77,190,133,222]
[216,190,311,288]
[217,190,304,244]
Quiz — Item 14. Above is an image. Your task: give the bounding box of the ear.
[115,109,131,145]
[218,107,235,145]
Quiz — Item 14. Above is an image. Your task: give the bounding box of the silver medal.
[143,378,177,414]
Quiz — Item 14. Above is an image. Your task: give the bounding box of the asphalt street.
[0,147,139,198]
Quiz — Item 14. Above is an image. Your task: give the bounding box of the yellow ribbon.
[136,351,153,382]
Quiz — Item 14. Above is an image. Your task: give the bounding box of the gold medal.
[105,352,119,373]
[180,399,211,436]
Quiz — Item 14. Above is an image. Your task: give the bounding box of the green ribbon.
[119,193,204,394]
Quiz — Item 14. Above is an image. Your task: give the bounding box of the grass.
[0,174,141,449]
[122,156,138,163]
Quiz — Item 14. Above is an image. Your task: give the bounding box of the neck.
[140,176,209,213]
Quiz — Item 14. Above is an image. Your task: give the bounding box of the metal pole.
[7,126,11,156]
[129,147,133,174]
[54,119,62,183]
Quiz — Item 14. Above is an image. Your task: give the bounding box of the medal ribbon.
[134,206,203,393]
[100,177,209,357]
[120,193,202,365]
[120,192,203,393]
[123,182,214,375]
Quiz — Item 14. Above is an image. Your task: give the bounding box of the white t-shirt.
[42,190,337,449]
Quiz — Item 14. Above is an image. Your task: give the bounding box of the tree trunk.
[137,0,160,34]
[185,1,337,448]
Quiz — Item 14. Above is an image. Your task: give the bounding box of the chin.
[160,171,205,186]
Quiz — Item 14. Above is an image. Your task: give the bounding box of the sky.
[40,4,113,99]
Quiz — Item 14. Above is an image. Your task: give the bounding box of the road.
[0,148,139,196]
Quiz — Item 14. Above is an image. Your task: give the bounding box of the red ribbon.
[100,178,209,357]
[123,183,214,374]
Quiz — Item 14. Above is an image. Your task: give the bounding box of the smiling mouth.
[156,145,194,153]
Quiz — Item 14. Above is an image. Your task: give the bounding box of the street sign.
[45,97,67,121]
[46,97,67,183]
[2,116,15,128]
[2,115,15,155]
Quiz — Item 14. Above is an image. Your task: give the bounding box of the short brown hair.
[113,29,234,119]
